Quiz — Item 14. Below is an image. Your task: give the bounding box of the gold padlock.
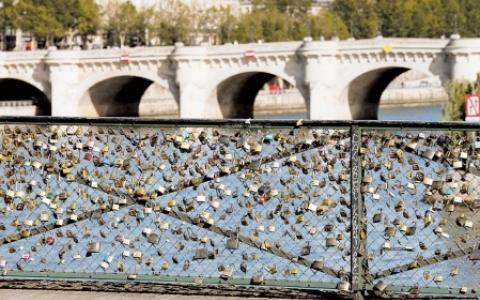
[433,274,443,283]
[250,273,264,285]
[133,250,143,259]
[87,241,100,253]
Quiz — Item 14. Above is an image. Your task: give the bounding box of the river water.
[256,104,444,121]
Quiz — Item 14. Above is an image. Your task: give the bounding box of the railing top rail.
[0,116,478,129]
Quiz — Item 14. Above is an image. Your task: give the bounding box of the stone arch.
[341,66,447,120]
[209,70,307,119]
[0,78,50,115]
[78,73,178,117]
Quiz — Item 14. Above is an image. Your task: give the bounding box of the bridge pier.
[300,39,352,120]
[49,63,89,117]
[173,44,223,119]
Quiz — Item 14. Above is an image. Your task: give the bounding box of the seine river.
[257,104,444,121]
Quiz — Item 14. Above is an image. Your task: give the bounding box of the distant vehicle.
[419,81,430,87]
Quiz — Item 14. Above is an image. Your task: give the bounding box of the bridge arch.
[340,66,447,120]
[208,70,307,119]
[0,78,50,115]
[78,73,178,117]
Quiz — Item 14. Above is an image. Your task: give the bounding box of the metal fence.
[0,117,478,299]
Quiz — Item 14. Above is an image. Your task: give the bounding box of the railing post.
[350,124,367,298]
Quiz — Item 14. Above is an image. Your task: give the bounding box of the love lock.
[87,241,101,254]
[337,280,350,292]
[250,273,264,285]
[193,248,209,260]
[311,259,324,271]
[148,233,160,245]
[374,281,388,292]
[226,236,239,250]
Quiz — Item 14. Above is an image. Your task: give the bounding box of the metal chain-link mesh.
[0,122,351,291]
[361,128,480,297]
[4,121,478,298]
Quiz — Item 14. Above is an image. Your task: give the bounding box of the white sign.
[466,94,480,122]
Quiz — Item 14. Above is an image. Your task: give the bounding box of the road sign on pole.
[466,94,480,121]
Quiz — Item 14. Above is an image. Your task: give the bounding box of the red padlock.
[255,195,268,204]
[46,236,55,245]
[16,203,25,211]
[84,151,93,161]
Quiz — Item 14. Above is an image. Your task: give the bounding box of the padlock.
[422,149,435,160]
[148,233,160,244]
[40,212,49,222]
[264,264,277,274]
[465,220,473,229]
[300,242,311,256]
[374,281,388,292]
[453,160,463,169]
[372,212,382,223]
[226,236,238,250]
[87,241,101,254]
[311,260,324,270]
[433,274,443,283]
[385,226,396,238]
[447,204,455,212]
[99,261,109,270]
[194,248,209,260]
[20,229,31,238]
[383,241,392,250]
[408,260,418,270]
[406,141,417,152]
[423,212,432,226]
[133,250,143,259]
[142,228,152,236]
[250,273,264,285]
[161,261,170,270]
[405,226,416,236]
[337,280,350,291]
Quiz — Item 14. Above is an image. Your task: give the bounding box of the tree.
[76,0,101,46]
[332,0,378,39]
[375,0,414,37]
[215,7,237,44]
[15,0,63,46]
[443,75,480,121]
[459,0,480,37]
[153,0,192,45]
[277,0,313,17]
[104,1,138,47]
[310,10,349,40]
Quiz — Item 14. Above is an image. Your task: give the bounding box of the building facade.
[96,0,332,12]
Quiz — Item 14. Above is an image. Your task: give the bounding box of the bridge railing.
[0,117,478,299]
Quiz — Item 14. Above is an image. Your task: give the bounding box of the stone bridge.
[1,36,479,119]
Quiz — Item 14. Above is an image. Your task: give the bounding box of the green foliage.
[332,0,378,38]
[15,0,63,40]
[104,1,138,47]
[310,10,349,40]
[6,0,480,48]
[443,75,480,121]
[76,0,101,38]
[153,0,192,45]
